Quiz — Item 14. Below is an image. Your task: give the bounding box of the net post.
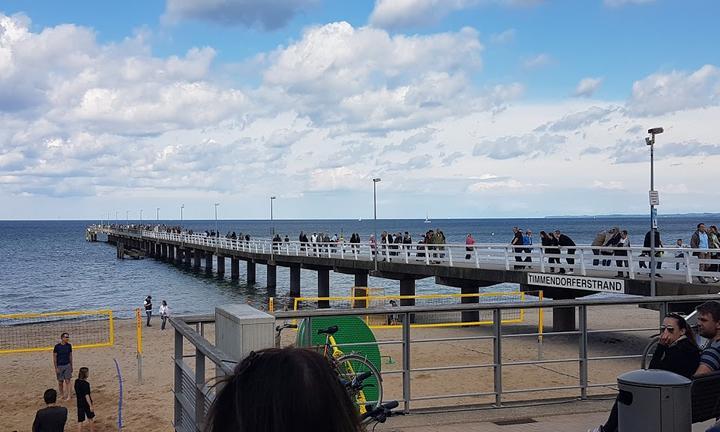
[136,308,143,384]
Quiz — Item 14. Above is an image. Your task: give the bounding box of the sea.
[0,216,713,317]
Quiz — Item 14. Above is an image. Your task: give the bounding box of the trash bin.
[617,369,692,432]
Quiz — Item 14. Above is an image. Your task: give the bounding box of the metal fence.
[171,294,720,431]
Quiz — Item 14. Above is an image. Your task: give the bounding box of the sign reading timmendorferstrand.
[527,273,625,293]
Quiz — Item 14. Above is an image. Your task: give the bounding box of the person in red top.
[465,233,476,260]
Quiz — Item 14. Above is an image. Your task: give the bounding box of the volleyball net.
[0,309,114,354]
[285,289,539,329]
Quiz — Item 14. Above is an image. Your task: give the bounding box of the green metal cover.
[297,315,382,402]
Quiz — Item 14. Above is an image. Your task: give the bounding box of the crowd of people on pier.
[100,220,720,282]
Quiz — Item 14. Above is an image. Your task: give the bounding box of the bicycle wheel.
[335,353,383,411]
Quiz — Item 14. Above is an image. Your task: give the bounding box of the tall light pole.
[372,178,381,270]
[156,207,160,222]
[214,203,220,235]
[270,196,277,258]
[646,127,663,297]
[270,196,276,236]
[115,211,119,225]
[140,209,143,223]
[180,204,184,223]
[126,210,130,224]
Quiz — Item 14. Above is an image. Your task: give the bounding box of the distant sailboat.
[424,211,431,224]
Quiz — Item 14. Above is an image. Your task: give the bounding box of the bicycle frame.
[323,333,371,413]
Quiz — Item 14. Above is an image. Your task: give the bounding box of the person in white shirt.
[159,300,170,331]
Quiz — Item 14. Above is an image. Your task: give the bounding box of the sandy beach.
[0,303,661,431]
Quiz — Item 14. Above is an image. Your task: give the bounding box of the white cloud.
[473,133,566,159]
[261,22,496,132]
[604,0,655,7]
[627,65,720,116]
[369,0,542,29]
[163,0,317,30]
[592,180,624,190]
[573,77,603,97]
[523,53,551,69]
[3,12,720,219]
[490,28,516,44]
[467,178,527,192]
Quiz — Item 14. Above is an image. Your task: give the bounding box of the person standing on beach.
[74,367,95,432]
[144,295,153,327]
[32,389,67,432]
[53,332,73,400]
[159,300,170,330]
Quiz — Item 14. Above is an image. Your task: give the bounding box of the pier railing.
[171,294,720,431]
[96,226,720,283]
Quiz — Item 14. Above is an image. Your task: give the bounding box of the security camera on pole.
[646,127,663,297]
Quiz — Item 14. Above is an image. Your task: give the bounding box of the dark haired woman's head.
[664,313,698,347]
[206,348,360,432]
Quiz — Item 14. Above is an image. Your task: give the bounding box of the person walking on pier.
[144,295,153,327]
[465,233,475,260]
[511,227,524,269]
[523,230,533,264]
[159,300,170,330]
[554,230,576,274]
[53,332,73,401]
[615,230,630,277]
[691,223,710,283]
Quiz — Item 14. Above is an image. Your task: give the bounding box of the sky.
[1,0,719,220]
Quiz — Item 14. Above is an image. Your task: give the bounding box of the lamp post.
[126,210,130,225]
[646,127,663,297]
[372,178,381,270]
[140,209,143,223]
[214,203,220,236]
[180,204,184,223]
[115,211,119,225]
[270,196,276,236]
[156,207,160,222]
[270,196,276,258]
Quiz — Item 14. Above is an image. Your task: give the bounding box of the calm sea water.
[0,216,712,317]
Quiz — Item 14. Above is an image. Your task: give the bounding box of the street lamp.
[126,210,130,224]
[372,178,381,270]
[646,127,663,297]
[180,204,184,223]
[270,196,276,236]
[140,209,143,223]
[270,196,277,258]
[214,203,220,236]
[156,207,160,222]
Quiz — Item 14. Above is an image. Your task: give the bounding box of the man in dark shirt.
[144,295,153,327]
[32,388,67,432]
[52,333,72,400]
[554,230,576,274]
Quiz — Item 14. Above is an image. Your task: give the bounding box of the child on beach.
[74,367,95,432]
[159,300,170,330]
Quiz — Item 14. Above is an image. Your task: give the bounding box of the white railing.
[94,226,720,284]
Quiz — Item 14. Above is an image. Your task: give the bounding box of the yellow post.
[136,308,143,383]
[108,310,115,347]
[269,297,274,313]
[538,291,544,360]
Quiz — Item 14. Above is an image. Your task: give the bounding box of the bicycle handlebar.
[361,400,402,423]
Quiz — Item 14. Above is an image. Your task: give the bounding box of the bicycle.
[274,323,384,414]
[317,325,383,414]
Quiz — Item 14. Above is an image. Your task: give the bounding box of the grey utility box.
[215,304,274,374]
[617,369,692,432]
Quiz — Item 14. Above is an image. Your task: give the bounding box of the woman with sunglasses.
[589,313,700,432]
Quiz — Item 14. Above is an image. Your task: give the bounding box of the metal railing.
[171,294,720,431]
[92,226,720,283]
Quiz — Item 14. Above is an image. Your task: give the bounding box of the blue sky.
[1,0,719,220]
